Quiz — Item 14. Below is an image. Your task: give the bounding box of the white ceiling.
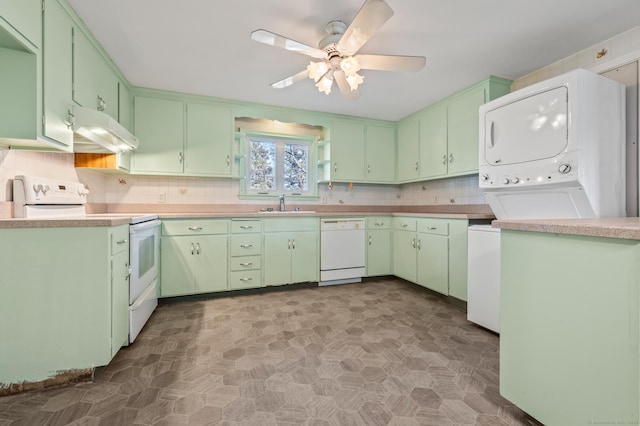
[67,0,640,122]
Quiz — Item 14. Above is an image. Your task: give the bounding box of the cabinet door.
[366,125,395,183]
[111,250,129,357]
[447,86,486,175]
[419,104,448,179]
[194,234,228,293]
[160,236,194,296]
[118,81,132,130]
[331,120,365,182]
[0,0,41,47]
[99,61,119,120]
[393,231,417,282]
[290,231,318,284]
[72,28,103,111]
[133,96,184,174]
[367,229,391,276]
[186,102,233,176]
[447,219,469,301]
[263,233,292,286]
[42,0,74,147]
[396,118,420,182]
[417,233,448,295]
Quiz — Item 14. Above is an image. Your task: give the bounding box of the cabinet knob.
[442,155,447,165]
[64,110,75,129]
[449,153,454,163]
[334,162,338,172]
[226,155,230,167]
[367,165,371,174]
[414,161,419,170]
[178,152,183,163]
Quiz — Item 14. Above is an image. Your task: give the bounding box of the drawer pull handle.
[401,224,408,228]
[240,244,253,248]
[428,226,437,230]
[188,226,203,231]
[190,243,195,255]
[374,222,384,226]
[240,277,253,282]
[239,262,253,267]
[368,235,372,246]
[116,239,127,245]
[240,225,253,229]
[292,239,296,249]
[411,238,416,249]
[416,239,421,250]
[195,242,201,255]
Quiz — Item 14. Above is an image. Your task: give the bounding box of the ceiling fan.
[250,0,426,100]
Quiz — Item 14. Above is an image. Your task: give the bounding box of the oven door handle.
[130,219,161,234]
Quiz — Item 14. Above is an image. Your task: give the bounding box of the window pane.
[284,143,308,191]
[248,140,276,191]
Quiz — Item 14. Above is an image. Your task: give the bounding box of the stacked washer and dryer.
[467,68,626,332]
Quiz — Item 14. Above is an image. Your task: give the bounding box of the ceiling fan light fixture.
[307,61,330,82]
[316,73,334,95]
[340,56,361,75]
[345,72,364,91]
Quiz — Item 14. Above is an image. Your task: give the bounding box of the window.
[243,134,316,197]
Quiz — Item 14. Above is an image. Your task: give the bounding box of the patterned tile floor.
[0,278,542,426]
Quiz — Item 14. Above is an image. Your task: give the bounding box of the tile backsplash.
[0,149,484,208]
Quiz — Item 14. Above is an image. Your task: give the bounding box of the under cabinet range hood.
[72,106,139,153]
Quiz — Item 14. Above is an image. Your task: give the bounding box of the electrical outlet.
[158,193,166,203]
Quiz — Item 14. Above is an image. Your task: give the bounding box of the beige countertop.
[493,217,640,241]
[0,209,494,228]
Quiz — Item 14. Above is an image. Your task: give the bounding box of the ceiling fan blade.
[355,54,426,71]
[337,0,394,56]
[270,69,310,89]
[251,29,328,59]
[334,70,361,101]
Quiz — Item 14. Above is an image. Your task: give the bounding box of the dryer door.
[483,86,568,166]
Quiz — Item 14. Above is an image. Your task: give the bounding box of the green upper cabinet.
[365,124,395,183]
[0,0,41,48]
[330,119,366,182]
[396,117,420,182]
[447,84,492,175]
[118,80,132,130]
[72,27,118,119]
[186,102,232,176]
[132,91,235,177]
[419,104,448,179]
[133,95,184,174]
[42,0,73,148]
[329,120,395,183]
[397,76,511,183]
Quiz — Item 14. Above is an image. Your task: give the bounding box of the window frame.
[239,130,319,200]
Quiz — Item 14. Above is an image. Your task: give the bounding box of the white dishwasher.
[320,218,366,286]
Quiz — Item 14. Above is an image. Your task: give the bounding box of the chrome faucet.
[279,194,285,212]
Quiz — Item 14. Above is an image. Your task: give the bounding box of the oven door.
[129,219,160,304]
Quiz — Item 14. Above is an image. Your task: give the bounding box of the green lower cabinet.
[264,231,318,286]
[416,232,448,294]
[366,216,392,276]
[160,234,228,296]
[0,226,127,386]
[110,249,130,357]
[393,228,418,283]
[263,218,319,286]
[500,230,639,425]
[392,217,469,298]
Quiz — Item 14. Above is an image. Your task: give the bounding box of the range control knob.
[481,174,490,182]
[558,163,572,174]
[502,178,510,185]
[512,177,520,184]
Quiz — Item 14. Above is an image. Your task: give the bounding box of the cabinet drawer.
[231,219,262,233]
[230,234,261,256]
[110,226,129,255]
[162,220,228,236]
[230,256,262,271]
[418,220,449,236]
[263,217,319,232]
[229,270,262,290]
[394,217,417,232]
[367,216,391,229]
